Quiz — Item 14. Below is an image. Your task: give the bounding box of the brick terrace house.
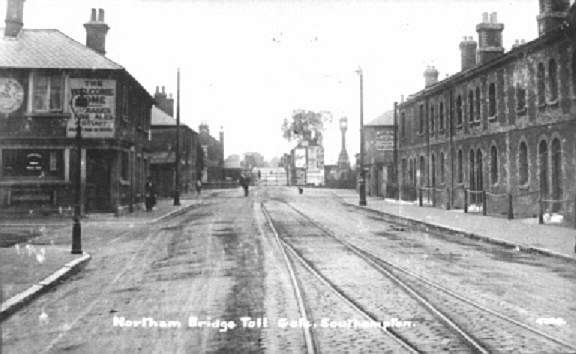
[148,87,200,197]
[397,0,576,219]
[0,2,153,214]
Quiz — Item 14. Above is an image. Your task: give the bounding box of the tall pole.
[70,94,87,254]
[393,101,399,200]
[357,67,367,206]
[174,68,181,206]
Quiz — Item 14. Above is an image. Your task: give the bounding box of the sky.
[2,0,545,164]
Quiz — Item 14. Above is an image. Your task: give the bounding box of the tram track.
[261,199,576,354]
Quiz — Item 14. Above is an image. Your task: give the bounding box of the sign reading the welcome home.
[67,79,116,138]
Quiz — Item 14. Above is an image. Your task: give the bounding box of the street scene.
[2,0,576,353]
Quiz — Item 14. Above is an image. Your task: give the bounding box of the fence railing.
[414,186,576,228]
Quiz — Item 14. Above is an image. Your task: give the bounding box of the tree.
[281,110,332,145]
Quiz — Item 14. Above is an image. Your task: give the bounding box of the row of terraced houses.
[395,0,576,220]
[0,0,224,215]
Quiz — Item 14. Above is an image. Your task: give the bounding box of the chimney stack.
[219,127,224,144]
[459,36,477,71]
[4,0,25,38]
[423,66,439,88]
[84,8,109,55]
[537,0,570,36]
[476,12,505,65]
[154,85,174,117]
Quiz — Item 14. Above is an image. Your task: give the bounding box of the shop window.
[456,95,463,126]
[488,83,496,118]
[537,63,546,106]
[2,149,64,179]
[431,154,436,187]
[439,102,444,131]
[457,149,463,183]
[32,74,63,112]
[490,145,498,184]
[519,142,529,186]
[549,58,558,102]
[419,155,426,186]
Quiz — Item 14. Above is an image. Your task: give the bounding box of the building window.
[2,149,64,179]
[32,74,63,112]
[537,63,546,106]
[439,152,445,183]
[430,105,435,133]
[457,149,463,183]
[419,105,424,135]
[431,153,436,187]
[519,141,529,186]
[419,155,426,186]
[572,51,576,97]
[488,83,496,118]
[468,90,474,123]
[475,87,481,121]
[402,158,407,184]
[456,95,463,126]
[400,112,406,138]
[551,138,562,201]
[121,151,129,181]
[439,102,444,131]
[516,84,526,112]
[549,58,558,102]
[490,145,498,184]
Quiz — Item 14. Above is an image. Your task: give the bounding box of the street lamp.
[69,92,88,254]
[355,67,367,206]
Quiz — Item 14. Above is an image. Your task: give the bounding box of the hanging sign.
[67,79,116,138]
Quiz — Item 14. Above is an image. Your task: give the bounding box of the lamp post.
[174,68,181,206]
[70,93,88,254]
[355,67,367,206]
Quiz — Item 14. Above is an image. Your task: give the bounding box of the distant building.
[0,3,153,214]
[198,122,224,183]
[397,1,576,218]
[147,92,199,197]
[363,110,395,197]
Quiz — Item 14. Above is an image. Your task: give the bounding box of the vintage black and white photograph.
[1,0,576,352]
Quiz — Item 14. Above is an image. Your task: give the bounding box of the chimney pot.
[491,12,498,23]
[162,86,165,94]
[98,8,104,22]
[155,86,159,93]
[84,8,109,55]
[90,8,96,21]
[4,0,26,38]
[482,12,489,23]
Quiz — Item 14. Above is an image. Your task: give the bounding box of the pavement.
[0,194,204,321]
[330,189,576,262]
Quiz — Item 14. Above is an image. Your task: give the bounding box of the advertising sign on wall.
[294,148,306,168]
[0,78,25,115]
[375,129,394,151]
[67,79,116,138]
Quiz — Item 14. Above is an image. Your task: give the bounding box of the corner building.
[397,0,576,218]
[0,2,153,214]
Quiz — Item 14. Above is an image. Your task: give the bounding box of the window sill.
[455,124,463,129]
[518,184,530,192]
[515,107,527,115]
[119,179,130,186]
[538,102,546,110]
[25,112,70,118]
[469,121,481,127]
[0,179,69,186]
[547,99,558,107]
[488,115,497,122]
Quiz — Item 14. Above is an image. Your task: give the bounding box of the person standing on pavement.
[239,173,250,197]
[195,179,202,196]
[145,177,157,212]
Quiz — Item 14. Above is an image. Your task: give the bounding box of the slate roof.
[0,28,123,69]
[151,106,176,126]
[366,110,394,126]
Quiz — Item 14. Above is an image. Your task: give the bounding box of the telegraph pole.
[174,68,181,206]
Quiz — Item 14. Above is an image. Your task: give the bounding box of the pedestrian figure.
[195,180,202,196]
[240,174,250,197]
[145,177,157,212]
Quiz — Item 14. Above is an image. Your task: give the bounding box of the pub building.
[0,1,154,214]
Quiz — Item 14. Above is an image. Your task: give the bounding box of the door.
[86,150,112,212]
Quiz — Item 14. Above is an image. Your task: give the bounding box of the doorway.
[86,149,112,212]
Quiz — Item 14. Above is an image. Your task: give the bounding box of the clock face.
[0,78,25,114]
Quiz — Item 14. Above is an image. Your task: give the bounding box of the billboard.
[67,78,116,138]
[294,148,306,168]
[375,129,394,151]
